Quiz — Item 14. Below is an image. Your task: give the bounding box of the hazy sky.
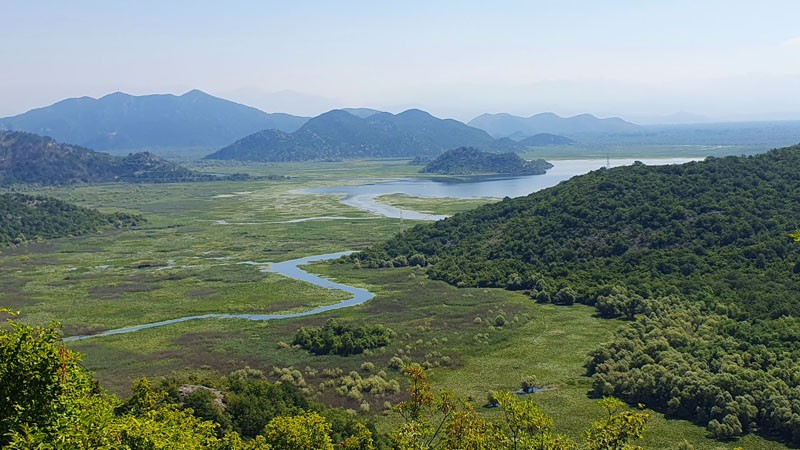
[2,0,800,122]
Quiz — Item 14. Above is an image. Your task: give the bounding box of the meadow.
[0,158,787,449]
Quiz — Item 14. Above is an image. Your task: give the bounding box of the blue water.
[63,251,373,342]
[306,158,699,220]
[64,158,699,341]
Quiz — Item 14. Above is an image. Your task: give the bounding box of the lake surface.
[306,158,701,220]
[63,251,374,342]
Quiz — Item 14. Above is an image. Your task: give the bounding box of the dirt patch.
[61,323,109,337]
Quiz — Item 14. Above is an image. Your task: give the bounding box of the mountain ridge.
[205,108,523,162]
[468,112,640,138]
[0,90,309,151]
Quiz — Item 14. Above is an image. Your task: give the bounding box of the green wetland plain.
[1,155,788,449]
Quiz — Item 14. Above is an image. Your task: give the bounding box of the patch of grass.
[375,194,496,215]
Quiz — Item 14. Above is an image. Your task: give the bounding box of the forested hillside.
[0,193,144,245]
[0,131,240,185]
[353,145,800,444]
[420,147,552,175]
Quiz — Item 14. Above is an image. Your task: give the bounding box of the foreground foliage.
[392,365,650,450]
[2,309,653,449]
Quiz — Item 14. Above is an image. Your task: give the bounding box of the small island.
[420,147,553,175]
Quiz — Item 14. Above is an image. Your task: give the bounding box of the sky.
[2,0,800,122]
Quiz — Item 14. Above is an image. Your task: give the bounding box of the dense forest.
[0,131,246,185]
[420,147,553,175]
[0,193,144,245]
[0,312,652,449]
[352,144,800,444]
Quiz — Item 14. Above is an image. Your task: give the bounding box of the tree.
[263,412,334,450]
[584,397,650,450]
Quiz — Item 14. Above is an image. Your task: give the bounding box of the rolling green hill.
[0,193,144,245]
[353,145,800,445]
[518,133,575,146]
[420,147,552,175]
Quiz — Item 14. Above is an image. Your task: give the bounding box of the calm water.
[63,252,374,341]
[307,158,700,220]
[64,158,699,340]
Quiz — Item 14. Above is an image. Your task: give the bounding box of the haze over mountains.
[205,108,523,162]
[0,90,308,151]
[468,112,640,139]
[7,89,797,162]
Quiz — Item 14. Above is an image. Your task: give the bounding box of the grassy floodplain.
[0,157,787,449]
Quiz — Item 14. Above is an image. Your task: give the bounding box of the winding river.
[63,251,373,342]
[65,158,701,341]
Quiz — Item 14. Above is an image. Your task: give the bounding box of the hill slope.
[0,131,224,185]
[518,133,575,146]
[0,90,308,150]
[468,112,639,138]
[420,147,552,175]
[0,193,144,245]
[205,109,523,161]
[354,145,800,444]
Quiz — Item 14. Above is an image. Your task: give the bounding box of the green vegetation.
[353,145,800,444]
[376,194,497,216]
[0,192,143,245]
[1,309,655,449]
[420,147,553,175]
[0,310,381,449]
[0,156,789,448]
[293,319,394,356]
[0,130,247,185]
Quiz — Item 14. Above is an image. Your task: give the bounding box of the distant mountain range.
[518,133,575,146]
[0,90,308,151]
[468,112,640,138]
[0,131,230,185]
[420,147,552,176]
[205,109,523,162]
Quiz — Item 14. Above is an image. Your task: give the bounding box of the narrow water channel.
[63,251,372,342]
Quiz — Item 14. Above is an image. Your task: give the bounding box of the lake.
[306,158,701,220]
